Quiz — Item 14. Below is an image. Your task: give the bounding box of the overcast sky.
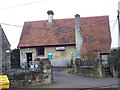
[0,0,119,49]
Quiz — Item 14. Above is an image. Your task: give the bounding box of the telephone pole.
[118,1,120,47]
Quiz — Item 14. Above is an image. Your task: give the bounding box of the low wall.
[6,58,52,88]
[74,58,103,78]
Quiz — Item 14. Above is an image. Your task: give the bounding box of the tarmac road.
[26,68,119,89]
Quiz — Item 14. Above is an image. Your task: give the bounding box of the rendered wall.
[45,45,76,67]
[20,45,76,67]
[20,48,36,68]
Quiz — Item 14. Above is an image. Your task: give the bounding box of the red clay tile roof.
[18,16,111,53]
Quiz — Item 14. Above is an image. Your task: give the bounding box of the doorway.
[26,53,32,67]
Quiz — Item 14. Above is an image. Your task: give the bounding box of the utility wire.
[0,19,118,30]
[110,19,117,22]
[0,22,44,30]
[0,1,40,10]
[0,22,22,27]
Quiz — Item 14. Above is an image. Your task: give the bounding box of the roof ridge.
[25,18,75,23]
[80,15,109,19]
[25,15,109,23]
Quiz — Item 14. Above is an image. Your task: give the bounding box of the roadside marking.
[100,85,120,88]
[87,84,120,90]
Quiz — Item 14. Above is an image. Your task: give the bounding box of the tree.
[108,48,120,71]
[11,49,20,69]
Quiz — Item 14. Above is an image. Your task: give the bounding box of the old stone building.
[0,25,11,74]
[18,10,111,67]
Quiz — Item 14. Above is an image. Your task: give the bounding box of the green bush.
[70,58,73,65]
[11,49,20,69]
[108,48,120,70]
[68,68,74,74]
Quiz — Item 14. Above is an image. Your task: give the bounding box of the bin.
[29,61,40,70]
[0,75,10,89]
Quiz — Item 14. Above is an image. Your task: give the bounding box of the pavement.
[26,68,119,89]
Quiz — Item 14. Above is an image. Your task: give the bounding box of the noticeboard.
[76,53,80,56]
[56,47,65,51]
[48,52,52,59]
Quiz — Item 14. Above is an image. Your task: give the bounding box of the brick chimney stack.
[47,10,54,23]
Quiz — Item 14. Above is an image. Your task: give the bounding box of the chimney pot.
[75,14,80,31]
[47,10,54,15]
[75,14,80,17]
[47,10,54,23]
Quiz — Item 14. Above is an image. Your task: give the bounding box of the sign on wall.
[56,47,65,51]
[48,52,52,59]
[76,52,80,56]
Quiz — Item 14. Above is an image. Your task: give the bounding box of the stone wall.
[74,58,103,78]
[0,26,2,75]
[6,58,52,88]
[20,45,76,67]
[0,25,11,74]
[2,28,11,73]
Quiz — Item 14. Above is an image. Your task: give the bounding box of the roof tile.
[18,16,111,53]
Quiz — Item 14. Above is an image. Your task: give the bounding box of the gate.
[101,59,113,77]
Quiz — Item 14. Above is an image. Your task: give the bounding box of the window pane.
[37,47,44,56]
